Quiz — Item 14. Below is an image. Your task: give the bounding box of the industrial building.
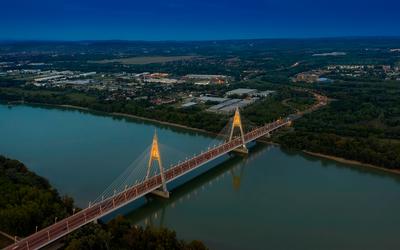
[207,98,257,114]
[225,88,257,97]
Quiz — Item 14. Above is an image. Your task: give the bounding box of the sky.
[0,0,399,41]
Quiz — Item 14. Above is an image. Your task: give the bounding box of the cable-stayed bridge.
[7,93,327,250]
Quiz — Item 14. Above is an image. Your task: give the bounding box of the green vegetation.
[276,81,400,169]
[0,155,74,237]
[64,215,206,250]
[0,77,25,87]
[243,86,315,125]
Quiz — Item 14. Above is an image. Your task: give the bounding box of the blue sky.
[0,0,399,40]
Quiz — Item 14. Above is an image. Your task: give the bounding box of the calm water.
[1,104,400,250]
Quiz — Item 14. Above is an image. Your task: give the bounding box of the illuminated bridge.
[6,100,325,250]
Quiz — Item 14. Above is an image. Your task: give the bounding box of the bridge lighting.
[146,130,169,198]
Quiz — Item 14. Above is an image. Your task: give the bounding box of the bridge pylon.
[146,130,169,198]
[229,107,248,154]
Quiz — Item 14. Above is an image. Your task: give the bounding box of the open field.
[89,56,198,65]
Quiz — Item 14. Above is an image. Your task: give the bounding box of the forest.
[277,81,400,169]
[0,156,74,237]
[63,215,206,250]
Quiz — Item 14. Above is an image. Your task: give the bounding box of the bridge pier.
[233,146,249,154]
[151,189,170,198]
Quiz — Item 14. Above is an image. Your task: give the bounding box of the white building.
[225,88,257,97]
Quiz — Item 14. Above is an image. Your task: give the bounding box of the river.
[1,104,399,250]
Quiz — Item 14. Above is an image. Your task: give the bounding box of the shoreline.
[6,101,398,176]
[17,103,219,137]
[111,112,217,136]
[58,105,218,136]
[303,151,400,175]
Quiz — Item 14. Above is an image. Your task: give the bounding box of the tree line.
[277,81,400,169]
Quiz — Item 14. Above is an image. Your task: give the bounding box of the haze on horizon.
[1,0,399,41]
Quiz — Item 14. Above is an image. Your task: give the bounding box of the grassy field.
[89,56,198,65]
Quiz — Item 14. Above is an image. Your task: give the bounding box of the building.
[181,102,197,108]
[194,81,210,85]
[225,88,257,97]
[198,96,229,103]
[294,73,319,83]
[144,78,178,84]
[184,74,230,84]
[207,98,256,114]
[318,77,333,83]
[34,75,65,82]
[62,79,92,85]
[184,74,226,79]
[382,65,391,73]
[151,98,176,105]
[253,90,276,97]
[79,72,96,77]
[149,73,169,78]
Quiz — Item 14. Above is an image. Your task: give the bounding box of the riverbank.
[304,151,400,175]
[111,112,217,136]
[55,104,218,137]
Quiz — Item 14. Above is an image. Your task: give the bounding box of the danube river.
[1,104,400,249]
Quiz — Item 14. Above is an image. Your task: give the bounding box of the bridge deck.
[6,119,290,250]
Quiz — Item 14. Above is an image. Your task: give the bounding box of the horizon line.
[1,35,400,43]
